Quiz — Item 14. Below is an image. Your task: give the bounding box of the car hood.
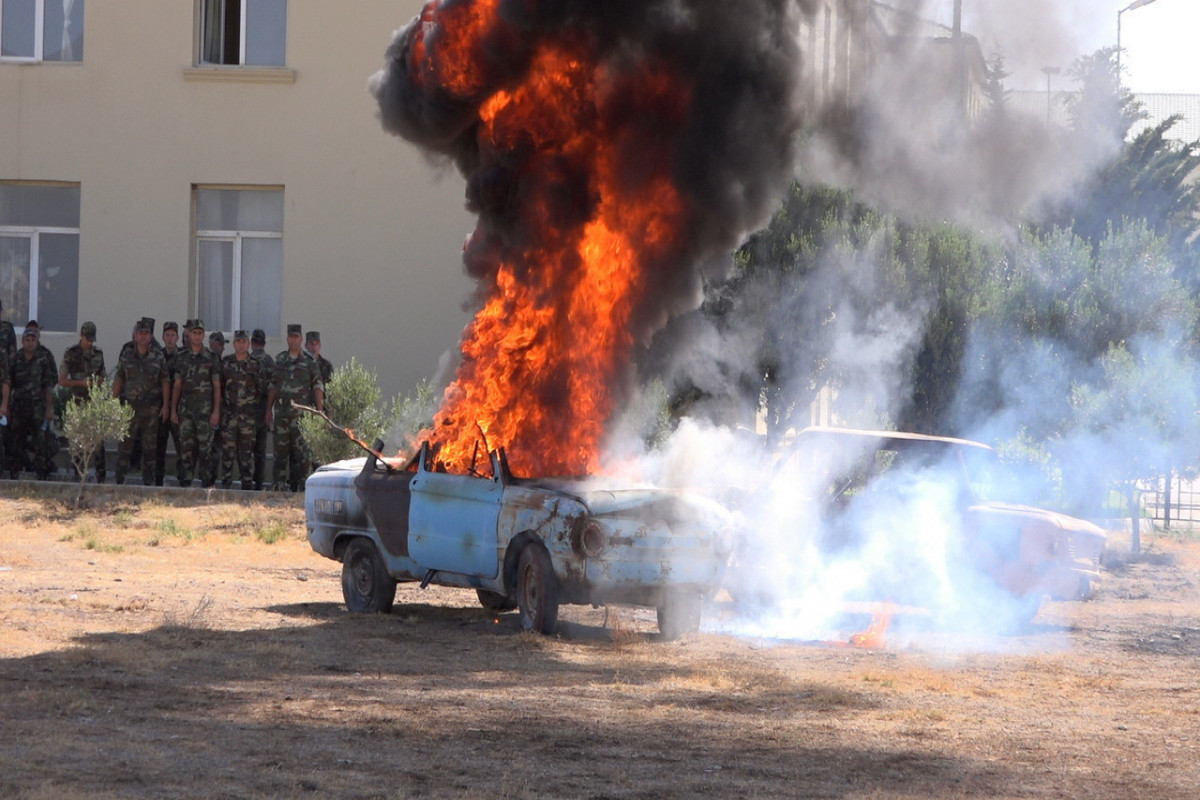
[526,478,734,522]
[968,500,1107,540]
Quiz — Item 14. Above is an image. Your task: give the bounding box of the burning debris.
[370,0,804,476]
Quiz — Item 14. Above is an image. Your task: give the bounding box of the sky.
[928,0,1200,94]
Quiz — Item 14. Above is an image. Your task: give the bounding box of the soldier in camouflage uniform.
[117,317,161,473]
[154,321,183,486]
[0,345,10,472]
[112,319,170,485]
[304,331,334,386]
[59,321,107,482]
[0,297,16,363]
[8,324,58,479]
[266,324,324,492]
[207,331,226,481]
[249,329,274,490]
[219,330,264,489]
[0,299,16,471]
[171,319,221,488]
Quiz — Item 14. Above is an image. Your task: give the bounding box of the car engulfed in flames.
[305,441,736,639]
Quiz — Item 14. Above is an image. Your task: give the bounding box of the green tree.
[1050,47,1200,277]
[386,377,437,453]
[299,358,395,465]
[61,376,134,507]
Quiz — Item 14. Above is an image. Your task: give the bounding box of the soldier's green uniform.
[270,324,323,491]
[113,322,168,485]
[154,321,183,486]
[219,332,264,489]
[8,325,58,479]
[173,320,221,487]
[0,348,11,472]
[117,317,161,473]
[0,298,17,364]
[0,321,15,363]
[0,302,13,469]
[59,321,107,482]
[250,330,274,490]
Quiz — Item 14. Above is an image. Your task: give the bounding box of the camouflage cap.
[80,321,97,341]
[135,318,153,333]
[209,330,225,344]
[189,319,205,332]
[163,320,179,333]
[251,328,267,344]
[142,317,155,330]
[305,331,321,344]
[233,329,249,341]
[286,323,302,336]
[22,322,40,339]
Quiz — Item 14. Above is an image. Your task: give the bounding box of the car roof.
[790,426,995,452]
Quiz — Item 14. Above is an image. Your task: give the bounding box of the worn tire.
[517,544,559,634]
[476,588,516,612]
[341,538,397,613]
[657,591,702,641]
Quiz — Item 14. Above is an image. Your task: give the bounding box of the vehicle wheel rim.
[522,564,537,615]
[353,557,372,598]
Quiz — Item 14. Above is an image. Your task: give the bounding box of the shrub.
[61,376,134,506]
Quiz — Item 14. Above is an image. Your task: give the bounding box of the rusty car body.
[305,442,735,638]
[727,427,1107,628]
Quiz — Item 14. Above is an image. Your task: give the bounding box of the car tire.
[657,590,702,640]
[476,588,516,612]
[341,538,397,613]
[517,544,558,634]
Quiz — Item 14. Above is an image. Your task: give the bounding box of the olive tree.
[297,358,393,465]
[61,376,134,507]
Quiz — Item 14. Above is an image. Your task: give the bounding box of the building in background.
[1,1,475,401]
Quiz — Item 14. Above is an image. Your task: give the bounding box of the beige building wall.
[0,0,477,401]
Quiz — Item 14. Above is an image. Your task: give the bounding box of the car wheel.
[341,538,397,613]
[476,588,516,612]
[517,544,559,634]
[657,590,702,640]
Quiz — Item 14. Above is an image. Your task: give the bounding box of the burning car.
[305,441,735,639]
[727,427,1107,630]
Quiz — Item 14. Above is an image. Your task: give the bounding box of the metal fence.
[1139,474,1200,530]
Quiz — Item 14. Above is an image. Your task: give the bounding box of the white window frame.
[0,0,44,62]
[0,0,82,63]
[194,227,282,332]
[198,0,286,67]
[0,224,79,331]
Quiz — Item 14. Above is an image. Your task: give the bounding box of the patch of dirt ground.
[1,484,1199,799]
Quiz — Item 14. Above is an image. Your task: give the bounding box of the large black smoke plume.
[369,0,807,335]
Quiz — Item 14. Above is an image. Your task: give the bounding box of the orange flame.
[407,8,694,476]
[845,605,894,649]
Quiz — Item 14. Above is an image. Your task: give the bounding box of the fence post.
[1163,470,1172,531]
[1129,484,1141,556]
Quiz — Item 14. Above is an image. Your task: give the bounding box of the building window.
[199,0,286,66]
[1,0,84,62]
[0,182,80,333]
[195,187,283,335]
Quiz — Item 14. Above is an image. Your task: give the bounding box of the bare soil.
[1,483,1198,800]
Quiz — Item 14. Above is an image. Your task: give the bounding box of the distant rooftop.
[1131,94,1200,143]
[1008,90,1200,143]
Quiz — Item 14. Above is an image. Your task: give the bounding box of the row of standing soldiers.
[1,308,332,490]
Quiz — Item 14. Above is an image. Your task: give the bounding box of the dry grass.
[2,492,1200,799]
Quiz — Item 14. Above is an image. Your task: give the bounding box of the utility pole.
[953,0,966,118]
[1117,0,1160,86]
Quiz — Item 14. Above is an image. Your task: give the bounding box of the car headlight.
[572,519,607,558]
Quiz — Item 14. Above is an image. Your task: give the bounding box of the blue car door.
[408,463,503,579]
